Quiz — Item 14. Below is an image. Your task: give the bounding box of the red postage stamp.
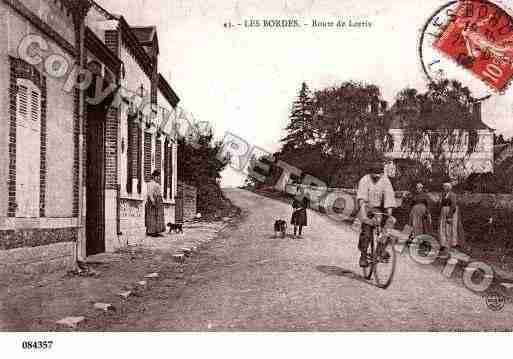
[434,0,513,91]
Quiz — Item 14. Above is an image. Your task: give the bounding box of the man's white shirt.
[356,174,396,209]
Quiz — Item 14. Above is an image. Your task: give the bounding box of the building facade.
[0,0,83,276]
[0,0,182,276]
[386,102,494,178]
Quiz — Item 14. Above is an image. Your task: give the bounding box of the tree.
[281,82,315,153]
[177,124,232,217]
[273,81,394,188]
[311,81,392,185]
[494,133,507,145]
[394,79,479,181]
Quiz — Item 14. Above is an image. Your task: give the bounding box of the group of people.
[286,162,465,262]
[355,163,465,267]
[146,161,465,262]
[407,181,465,250]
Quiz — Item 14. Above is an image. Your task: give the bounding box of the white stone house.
[385,103,494,179]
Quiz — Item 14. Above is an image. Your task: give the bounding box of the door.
[86,104,106,256]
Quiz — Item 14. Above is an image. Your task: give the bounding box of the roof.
[158,74,180,108]
[131,26,156,43]
[89,1,154,76]
[131,26,159,56]
[85,27,122,74]
[388,110,493,131]
[89,0,117,20]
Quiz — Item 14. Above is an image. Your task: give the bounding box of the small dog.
[274,219,287,238]
[167,222,183,234]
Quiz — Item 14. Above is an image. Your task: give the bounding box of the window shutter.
[137,123,142,193]
[155,138,162,181]
[144,132,152,182]
[126,116,135,194]
[163,139,169,199]
[30,90,41,124]
[17,84,28,120]
[169,144,173,198]
[15,79,41,218]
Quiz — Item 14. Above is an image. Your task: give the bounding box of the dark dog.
[167,222,183,234]
[274,219,287,238]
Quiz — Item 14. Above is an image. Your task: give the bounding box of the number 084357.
[22,341,53,350]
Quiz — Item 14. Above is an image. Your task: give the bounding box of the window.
[16,79,41,218]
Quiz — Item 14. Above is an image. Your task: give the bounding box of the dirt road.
[99,189,513,331]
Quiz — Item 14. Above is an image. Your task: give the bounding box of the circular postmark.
[485,291,505,311]
[419,0,513,100]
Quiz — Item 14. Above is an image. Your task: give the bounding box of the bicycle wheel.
[374,238,396,289]
[362,237,374,280]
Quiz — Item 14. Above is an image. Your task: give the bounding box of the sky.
[99,0,513,187]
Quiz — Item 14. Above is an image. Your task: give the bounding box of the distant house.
[385,102,494,178]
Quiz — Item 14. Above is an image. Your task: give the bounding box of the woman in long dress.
[408,183,433,237]
[438,182,465,251]
[145,170,166,236]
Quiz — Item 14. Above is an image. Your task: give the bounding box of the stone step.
[93,303,115,311]
[56,316,85,328]
[117,291,132,300]
[144,272,159,279]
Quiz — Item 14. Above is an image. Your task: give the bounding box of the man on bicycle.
[356,162,396,267]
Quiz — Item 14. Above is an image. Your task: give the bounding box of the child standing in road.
[291,197,308,239]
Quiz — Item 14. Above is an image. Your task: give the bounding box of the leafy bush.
[455,172,512,194]
[177,131,236,218]
[390,158,451,192]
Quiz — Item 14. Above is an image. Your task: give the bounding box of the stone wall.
[0,242,75,278]
[118,198,144,247]
[118,197,176,247]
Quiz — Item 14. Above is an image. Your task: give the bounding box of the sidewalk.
[0,219,234,331]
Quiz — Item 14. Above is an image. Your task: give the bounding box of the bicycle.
[361,212,397,289]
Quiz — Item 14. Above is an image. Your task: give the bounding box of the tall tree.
[274,81,393,187]
[281,82,315,153]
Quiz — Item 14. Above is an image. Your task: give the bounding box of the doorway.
[85,102,106,256]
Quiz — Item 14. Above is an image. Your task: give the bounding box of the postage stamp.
[433,0,513,91]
